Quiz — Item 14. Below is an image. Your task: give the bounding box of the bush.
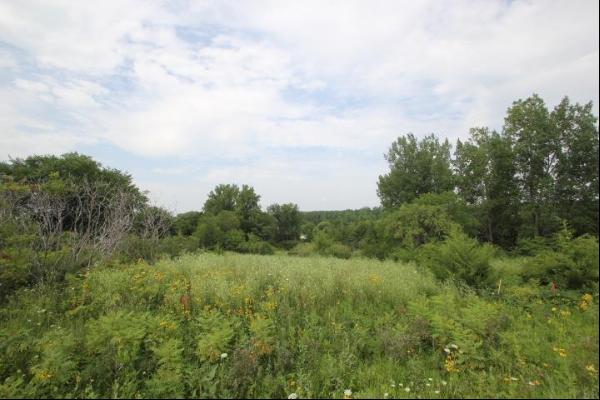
[239,235,275,255]
[328,243,352,259]
[514,236,552,256]
[381,203,461,249]
[420,232,495,287]
[521,230,599,290]
[288,242,316,257]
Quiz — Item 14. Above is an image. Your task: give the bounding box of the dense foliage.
[0,254,597,398]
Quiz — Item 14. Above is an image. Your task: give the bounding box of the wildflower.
[579,293,593,311]
[288,393,298,400]
[552,346,567,357]
[586,364,598,375]
[428,378,433,381]
[445,355,459,373]
[404,387,410,393]
[510,377,518,381]
[443,347,451,353]
[343,389,353,399]
[435,390,440,394]
[450,344,459,350]
[560,310,571,317]
[441,380,447,386]
[528,380,541,386]
[220,353,228,360]
[384,393,389,399]
[391,383,396,388]
[35,370,53,381]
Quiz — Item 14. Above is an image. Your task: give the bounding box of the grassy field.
[0,253,598,398]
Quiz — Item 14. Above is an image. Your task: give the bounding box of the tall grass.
[0,253,597,398]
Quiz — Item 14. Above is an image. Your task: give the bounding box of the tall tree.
[503,94,559,237]
[236,184,262,233]
[267,203,301,243]
[377,133,454,208]
[203,184,240,215]
[551,97,599,235]
[454,128,520,247]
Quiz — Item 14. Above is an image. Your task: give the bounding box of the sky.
[0,0,598,213]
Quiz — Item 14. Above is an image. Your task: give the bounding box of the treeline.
[379,95,598,244]
[291,94,598,261]
[1,93,598,296]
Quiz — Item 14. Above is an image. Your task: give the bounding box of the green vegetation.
[0,93,598,398]
[0,253,597,398]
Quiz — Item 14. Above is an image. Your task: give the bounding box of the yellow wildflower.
[444,355,459,373]
[35,370,53,381]
[579,293,593,311]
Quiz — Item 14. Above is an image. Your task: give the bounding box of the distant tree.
[235,185,262,234]
[377,133,454,208]
[267,203,301,243]
[300,221,316,241]
[203,184,240,215]
[173,211,202,236]
[248,212,278,242]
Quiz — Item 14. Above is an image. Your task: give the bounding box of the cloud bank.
[1,0,598,211]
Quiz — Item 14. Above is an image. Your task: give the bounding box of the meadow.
[1,252,597,399]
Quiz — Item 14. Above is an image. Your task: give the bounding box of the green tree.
[551,97,599,235]
[377,133,454,208]
[267,203,301,243]
[503,94,559,237]
[203,184,240,215]
[454,128,520,247]
[235,185,262,234]
[380,203,460,249]
[173,211,202,236]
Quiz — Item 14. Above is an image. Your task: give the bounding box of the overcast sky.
[1,1,598,212]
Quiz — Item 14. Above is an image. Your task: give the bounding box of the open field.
[1,253,597,398]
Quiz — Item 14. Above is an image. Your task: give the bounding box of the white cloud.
[0,0,598,210]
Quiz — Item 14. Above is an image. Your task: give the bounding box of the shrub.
[288,242,316,257]
[420,232,495,287]
[521,229,599,290]
[328,243,352,259]
[514,236,552,256]
[240,235,275,255]
[381,203,461,249]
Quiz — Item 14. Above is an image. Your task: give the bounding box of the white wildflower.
[288,393,298,400]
